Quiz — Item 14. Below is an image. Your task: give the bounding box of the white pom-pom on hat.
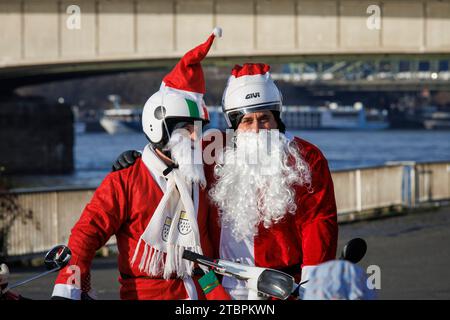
[212,27,222,38]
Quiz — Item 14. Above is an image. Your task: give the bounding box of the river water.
[9,130,450,189]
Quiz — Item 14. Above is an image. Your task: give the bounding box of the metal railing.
[332,164,405,215]
[1,161,449,257]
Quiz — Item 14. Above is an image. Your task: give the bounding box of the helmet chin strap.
[160,117,173,159]
[151,144,172,160]
[154,123,178,177]
[157,84,174,160]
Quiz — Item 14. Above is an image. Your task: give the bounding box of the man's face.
[183,124,198,143]
[237,110,278,132]
[165,121,206,186]
[172,122,200,148]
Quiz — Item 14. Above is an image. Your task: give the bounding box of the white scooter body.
[183,238,367,300]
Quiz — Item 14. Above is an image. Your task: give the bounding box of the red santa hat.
[230,63,271,78]
[163,27,222,94]
[159,27,222,120]
[157,27,222,122]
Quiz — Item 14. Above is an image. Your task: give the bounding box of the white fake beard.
[209,131,312,241]
[165,130,206,188]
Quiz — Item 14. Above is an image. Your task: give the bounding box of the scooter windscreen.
[257,269,295,300]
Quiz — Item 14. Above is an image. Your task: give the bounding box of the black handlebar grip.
[182,250,215,263]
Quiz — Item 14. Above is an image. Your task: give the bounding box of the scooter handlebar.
[182,249,215,264]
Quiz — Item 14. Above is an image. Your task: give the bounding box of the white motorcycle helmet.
[222,63,284,131]
[141,27,221,148]
[142,87,209,148]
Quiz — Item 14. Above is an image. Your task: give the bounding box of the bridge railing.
[0,187,97,257]
[1,161,449,257]
[415,162,450,205]
[332,164,405,218]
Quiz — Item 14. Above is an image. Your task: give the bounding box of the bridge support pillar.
[0,94,74,176]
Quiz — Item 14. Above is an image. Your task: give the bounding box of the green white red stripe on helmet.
[159,82,208,121]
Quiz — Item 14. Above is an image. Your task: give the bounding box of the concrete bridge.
[1,0,450,85]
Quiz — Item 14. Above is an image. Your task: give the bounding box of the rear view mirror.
[340,238,367,264]
[44,245,72,271]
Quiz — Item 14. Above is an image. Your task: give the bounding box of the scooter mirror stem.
[2,245,72,294]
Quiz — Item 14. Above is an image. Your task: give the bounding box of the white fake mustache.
[165,130,206,188]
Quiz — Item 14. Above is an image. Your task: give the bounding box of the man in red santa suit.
[113,63,338,300]
[51,28,222,300]
[199,63,338,299]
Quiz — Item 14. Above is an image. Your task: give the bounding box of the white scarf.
[130,145,203,279]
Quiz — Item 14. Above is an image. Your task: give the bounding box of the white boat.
[100,108,142,134]
[423,111,450,130]
[312,103,389,130]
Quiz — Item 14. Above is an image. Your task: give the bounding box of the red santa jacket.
[52,157,213,300]
[203,134,338,298]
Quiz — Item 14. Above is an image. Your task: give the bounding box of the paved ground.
[5,205,450,300]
